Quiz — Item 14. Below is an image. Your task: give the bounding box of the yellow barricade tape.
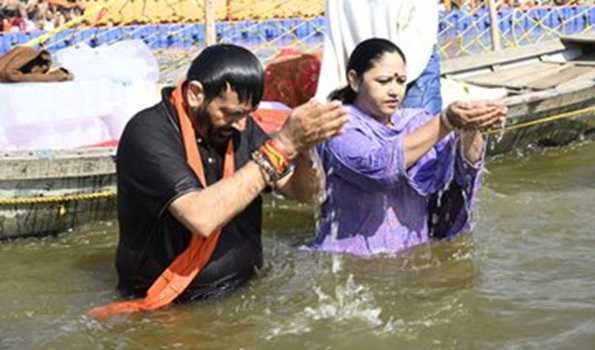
[0,191,116,206]
[486,105,595,135]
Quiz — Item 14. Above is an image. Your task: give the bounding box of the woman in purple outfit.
[310,38,507,255]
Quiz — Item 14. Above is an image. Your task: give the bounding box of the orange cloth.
[88,84,233,320]
[252,107,290,134]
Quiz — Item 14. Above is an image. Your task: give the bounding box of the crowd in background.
[0,0,591,34]
[0,0,83,32]
[441,0,584,11]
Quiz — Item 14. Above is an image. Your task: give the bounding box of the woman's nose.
[387,85,398,97]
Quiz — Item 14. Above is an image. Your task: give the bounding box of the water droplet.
[332,254,342,274]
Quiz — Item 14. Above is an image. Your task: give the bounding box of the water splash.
[331,254,342,274]
[489,137,497,153]
[435,187,446,209]
[311,158,343,275]
[308,147,327,205]
[488,124,507,153]
[495,117,507,144]
[329,207,339,240]
[263,274,386,340]
[328,187,343,274]
[304,275,382,324]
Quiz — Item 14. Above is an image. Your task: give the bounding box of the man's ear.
[186,80,205,109]
[347,70,360,93]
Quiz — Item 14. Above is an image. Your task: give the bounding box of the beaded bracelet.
[252,150,281,187]
[252,137,296,188]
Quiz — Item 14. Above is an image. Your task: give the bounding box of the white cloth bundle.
[0,40,160,151]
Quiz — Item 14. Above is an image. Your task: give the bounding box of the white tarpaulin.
[0,40,160,151]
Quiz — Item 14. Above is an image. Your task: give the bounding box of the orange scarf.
[88,84,233,319]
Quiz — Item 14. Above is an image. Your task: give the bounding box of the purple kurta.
[309,105,483,255]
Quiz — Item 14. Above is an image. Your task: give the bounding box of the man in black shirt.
[114,44,348,304]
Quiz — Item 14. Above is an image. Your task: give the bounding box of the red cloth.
[10,18,26,32]
[263,49,321,108]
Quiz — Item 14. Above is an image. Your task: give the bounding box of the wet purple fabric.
[309,105,484,255]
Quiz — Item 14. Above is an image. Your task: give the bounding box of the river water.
[1,141,595,349]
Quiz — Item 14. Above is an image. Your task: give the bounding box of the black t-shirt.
[115,87,270,301]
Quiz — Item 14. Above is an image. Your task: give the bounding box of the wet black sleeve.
[117,109,202,218]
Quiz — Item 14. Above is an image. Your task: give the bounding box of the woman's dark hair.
[328,38,406,104]
[187,44,264,107]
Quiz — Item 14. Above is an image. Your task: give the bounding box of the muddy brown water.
[1,142,595,349]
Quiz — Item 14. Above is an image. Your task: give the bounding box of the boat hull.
[0,149,116,240]
[488,82,595,157]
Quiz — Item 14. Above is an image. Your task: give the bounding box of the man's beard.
[209,127,234,148]
[195,107,234,149]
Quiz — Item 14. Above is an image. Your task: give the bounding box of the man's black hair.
[187,44,264,107]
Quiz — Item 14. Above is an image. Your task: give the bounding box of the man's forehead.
[218,87,255,111]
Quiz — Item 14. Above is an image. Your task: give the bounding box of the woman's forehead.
[368,53,406,75]
[375,52,405,67]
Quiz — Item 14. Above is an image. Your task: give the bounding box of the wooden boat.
[442,33,595,157]
[0,148,117,240]
[3,34,595,239]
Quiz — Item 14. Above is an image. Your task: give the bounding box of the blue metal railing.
[1,6,595,56]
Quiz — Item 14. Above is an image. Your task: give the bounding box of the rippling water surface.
[2,142,595,349]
